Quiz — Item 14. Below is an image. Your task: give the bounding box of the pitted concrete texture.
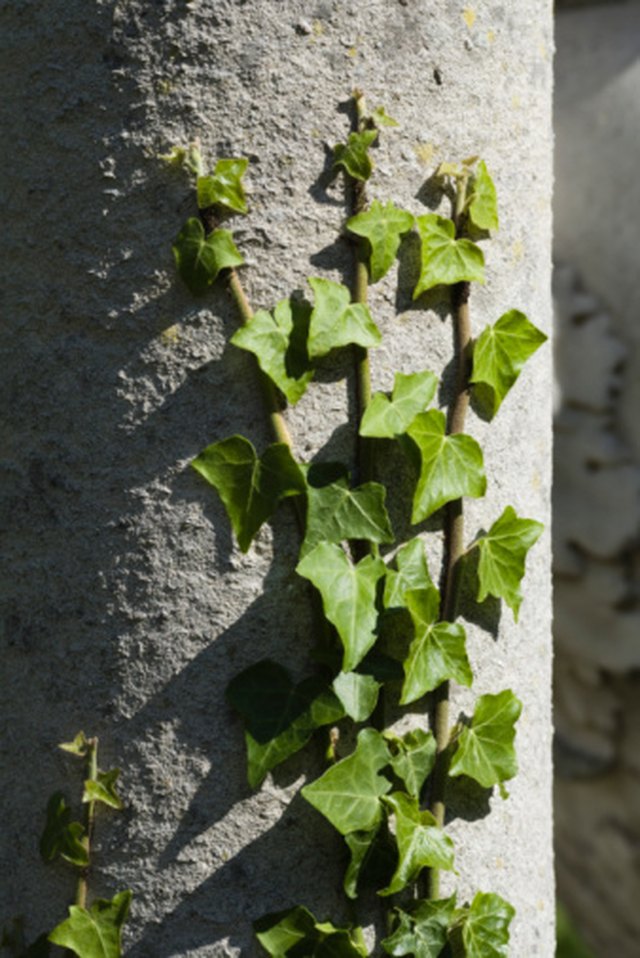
[0,2,553,954]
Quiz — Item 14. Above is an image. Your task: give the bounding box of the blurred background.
[553,1,640,955]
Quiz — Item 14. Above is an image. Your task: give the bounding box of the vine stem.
[75,737,98,909]
[426,171,472,900]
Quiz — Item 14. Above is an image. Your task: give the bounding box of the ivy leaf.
[360,371,438,439]
[231,299,314,405]
[449,690,522,789]
[307,277,382,359]
[39,792,88,867]
[379,792,455,896]
[59,731,90,757]
[384,537,438,611]
[332,671,381,722]
[370,106,399,128]
[470,310,548,418]
[255,906,367,957]
[385,728,436,799]
[83,769,123,810]
[302,463,394,557]
[413,214,485,298]
[226,660,344,788]
[48,890,132,958]
[172,219,244,295]
[382,896,457,957]
[333,129,378,181]
[347,200,414,283]
[400,590,472,705]
[196,157,249,214]
[468,161,499,232]
[407,411,486,522]
[473,506,544,620]
[192,436,306,552]
[297,543,386,672]
[449,892,515,958]
[302,728,392,835]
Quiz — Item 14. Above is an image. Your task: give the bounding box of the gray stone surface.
[0,1,553,954]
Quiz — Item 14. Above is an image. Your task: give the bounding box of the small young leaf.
[379,792,455,896]
[302,728,392,835]
[400,589,472,705]
[332,671,381,722]
[192,436,306,552]
[470,309,548,418]
[83,769,123,810]
[468,160,499,232]
[473,506,544,620]
[157,142,203,176]
[307,277,382,359]
[196,157,249,214]
[383,537,438,611]
[360,370,438,439]
[385,728,436,799]
[407,410,486,522]
[231,299,314,405]
[449,690,522,789]
[254,906,367,957]
[48,890,132,958]
[227,660,344,788]
[370,106,399,128]
[382,896,457,957]
[297,543,386,672]
[172,220,244,295]
[449,891,515,958]
[414,214,485,298]
[302,463,394,557]
[333,129,378,181]
[39,792,88,867]
[59,731,90,757]
[347,200,414,283]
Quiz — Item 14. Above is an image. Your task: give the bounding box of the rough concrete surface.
[0,1,553,954]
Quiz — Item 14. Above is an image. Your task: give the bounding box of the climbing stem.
[75,737,98,909]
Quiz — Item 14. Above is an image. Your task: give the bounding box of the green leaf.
[333,129,378,181]
[556,903,596,958]
[59,731,90,756]
[347,200,414,283]
[470,310,547,417]
[192,436,306,552]
[307,277,382,359]
[231,298,314,405]
[360,371,438,439]
[48,890,132,958]
[449,690,522,789]
[255,906,367,957]
[39,792,88,867]
[379,792,455,896]
[332,671,381,722]
[385,728,436,799]
[370,106,399,128]
[158,142,203,176]
[83,769,123,810]
[473,506,544,620]
[297,543,386,672]
[302,728,392,835]
[400,589,472,705]
[407,411,486,522]
[384,537,438,611]
[450,892,515,958]
[172,220,244,295]
[468,161,499,232]
[196,157,249,214]
[227,660,344,788]
[343,827,379,900]
[413,214,485,298]
[382,896,457,957]
[302,463,394,557]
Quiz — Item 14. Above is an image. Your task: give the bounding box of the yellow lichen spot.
[537,899,546,912]
[312,20,324,36]
[310,128,322,139]
[512,240,524,263]
[538,40,548,60]
[414,142,436,167]
[511,94,521,110]
[161,324,180,345]
[531,470,542,492]
[463,7,476,29]
[495,857,505,869]
[347,46,358,58]
[487,29,496,43]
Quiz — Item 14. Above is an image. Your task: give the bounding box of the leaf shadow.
[444,773,493,825]
[457,547,502,639]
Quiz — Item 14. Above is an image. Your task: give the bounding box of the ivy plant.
[165,91,547,955]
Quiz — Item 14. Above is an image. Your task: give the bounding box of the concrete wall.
[0,2,554,954]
